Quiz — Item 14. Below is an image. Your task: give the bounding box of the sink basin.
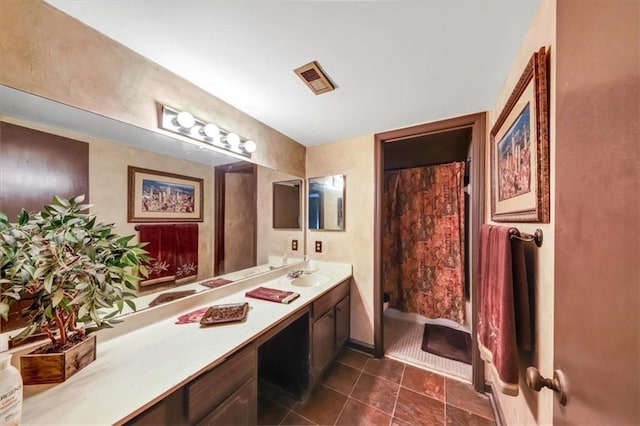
[290,273,330,288]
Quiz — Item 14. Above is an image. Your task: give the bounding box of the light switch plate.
[315,241,322,253]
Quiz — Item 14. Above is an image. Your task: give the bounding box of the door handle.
[526,367,568,405]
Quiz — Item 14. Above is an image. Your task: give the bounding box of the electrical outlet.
[292,239,298,251]
[315,241,322,253]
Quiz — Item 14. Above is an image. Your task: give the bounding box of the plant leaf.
[0,302,9,320]
[18,209,29,226]
[44,273,54,293]
[52,288,64,306]
[53,195,71,208]
[124,299,136,312]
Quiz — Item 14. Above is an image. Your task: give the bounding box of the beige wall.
[486,1,556,424]
[0,0,305,177]
[306,135,375,345]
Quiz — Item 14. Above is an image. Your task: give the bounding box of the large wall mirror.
[273,179,302,229]
[0,85,305,337]
[308,175,345,231]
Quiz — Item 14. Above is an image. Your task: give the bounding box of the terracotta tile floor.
[258,348,496,426]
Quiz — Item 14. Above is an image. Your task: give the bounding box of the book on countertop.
[245,286,300,304]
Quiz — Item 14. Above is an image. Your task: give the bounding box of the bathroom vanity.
[16,261,352,425]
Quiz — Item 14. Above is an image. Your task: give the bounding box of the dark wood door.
[214,162,257,275]
[312,309,335,378]
[554,1,639,424]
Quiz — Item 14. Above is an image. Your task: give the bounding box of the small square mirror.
[273,179,302,229]
[308,175,345,231]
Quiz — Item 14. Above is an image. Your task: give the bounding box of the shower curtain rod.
[384,158,469,172]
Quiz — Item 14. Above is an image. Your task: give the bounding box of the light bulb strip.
[160,105,256,157]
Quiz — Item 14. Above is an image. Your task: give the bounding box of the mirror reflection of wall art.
[128,166,204,222]
[491,46,549,222]
[308,174,345,231]
[273,179,302,229]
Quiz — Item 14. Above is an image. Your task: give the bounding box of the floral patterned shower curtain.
[382,161,466,324]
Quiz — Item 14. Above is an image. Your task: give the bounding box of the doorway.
[214,161,257,276]
[374,112,486,391]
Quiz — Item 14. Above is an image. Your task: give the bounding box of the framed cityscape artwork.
[127,166,203,222]
[491,46,550,223]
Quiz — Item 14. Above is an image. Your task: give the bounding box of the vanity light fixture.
[160,104,257,157]
[175,111,196,129]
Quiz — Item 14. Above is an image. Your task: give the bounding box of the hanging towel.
[174,224,199,283]
[138,224,177,286]
[477,224,532,396]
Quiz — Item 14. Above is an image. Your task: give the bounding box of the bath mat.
[421,324,472,365]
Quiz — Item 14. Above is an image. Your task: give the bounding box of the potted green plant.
[0,195,149,384]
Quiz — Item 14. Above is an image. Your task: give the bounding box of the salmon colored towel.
[477,225,532,396]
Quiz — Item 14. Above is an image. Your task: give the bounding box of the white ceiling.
[46,0,540,147]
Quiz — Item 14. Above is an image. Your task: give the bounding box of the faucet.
[287,270,304,279]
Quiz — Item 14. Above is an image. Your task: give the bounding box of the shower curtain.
[383,161,466,324]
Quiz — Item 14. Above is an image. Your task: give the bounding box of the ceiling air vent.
[294,61,336,95]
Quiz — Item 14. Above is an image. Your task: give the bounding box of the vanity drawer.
[313,279,350,320]
[186,343,257,424]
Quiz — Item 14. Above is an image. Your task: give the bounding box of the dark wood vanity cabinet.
[311,279,351,381]
[125,278,351,425]
[125,343,257,426]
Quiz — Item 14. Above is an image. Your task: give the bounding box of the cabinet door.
[196,377,256,426]
[312,309,335,378]
[186,344,256,424]
[335,296,350,350]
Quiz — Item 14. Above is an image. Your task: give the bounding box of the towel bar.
[510,228,543,247]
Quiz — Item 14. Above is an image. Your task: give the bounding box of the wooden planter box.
[20,335,97,385]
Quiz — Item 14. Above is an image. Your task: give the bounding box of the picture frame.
[491,46,550,222]
[127,166,204,222]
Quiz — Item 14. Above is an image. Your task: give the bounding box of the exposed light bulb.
[203,123,219,139]
[175,111,195,129]
[243,140,256,153]
[226,132,240,148]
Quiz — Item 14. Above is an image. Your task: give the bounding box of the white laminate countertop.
[19,261,352,425]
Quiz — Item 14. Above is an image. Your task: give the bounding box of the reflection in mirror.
[308,175,345,231]
[0,85,304,338]
[273,179,302,229]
